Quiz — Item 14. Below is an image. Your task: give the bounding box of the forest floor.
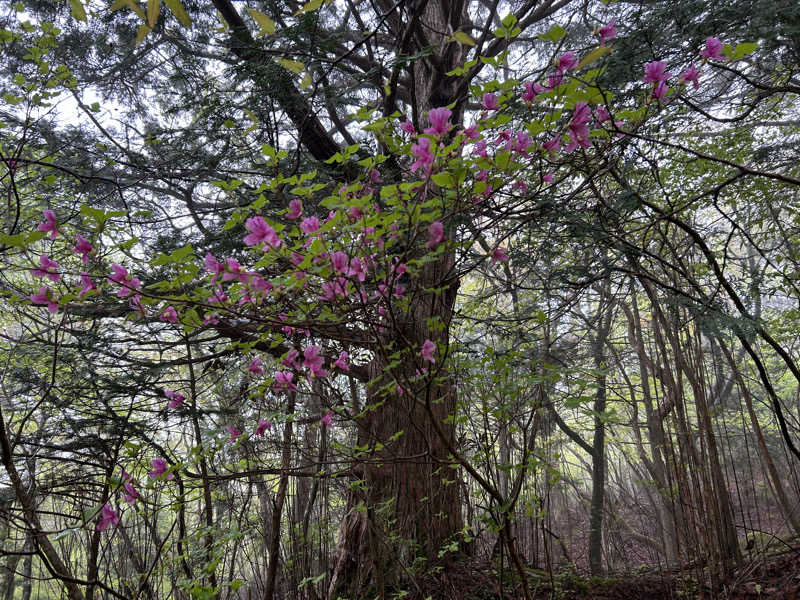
[437,548,800,599]
[527,549,800,599]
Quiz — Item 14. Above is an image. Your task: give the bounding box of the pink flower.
[543,135,561,154]
[512,131,532,153]
[283,348,301,369]
[96,504,120,531]
[348,257,366,282]
[699,36,723,60]
[482,92,500,111]
[123,482,141,505]
[652,80,668,100]
[225,425,241,443]
[400,119,415,135]
[77,272,96,297]
[557,51,578,71]
[300,217,320,234]
[165,390,185,409]
[149,458,172,480]
[37,209,59,240]
[222,258,248,284]
[204,253,225,283]
[333,351,350,371]
[463,124,479,140]
[74,234,94,263]
[255,418,271,436]
[521,81,543,103]
[244,216,282,248]
[421,339,436,363]
[287,199,303,219]
[31,254,60,282]
[160,306,178,323]
[547,70,564,90]
[643,61,670,83]
[303,345,328,378]
[491,247,509,264]
[320,411,334,429]
[566,102,592,153]
[427,221,444,249]
[423,107,452,136]
[543,173,555,184]
[248,357,264,376]
[108,264,141,298]
[331,251,348,273]
[473,139,488,158]
[595,105,612,124]
[31,286,58,313]
[411,137,434,173]
[598,18,616,45]
[273,371,298,393]
[680,63,700,89]
[369,169,381,183]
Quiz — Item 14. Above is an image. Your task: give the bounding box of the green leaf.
[247,8,275,35]
[732,41,757,59]
[453,30,475,46]
[146,0,160,28]
[276,58,305,74]
[135,23,151,45]
[577,46,611,69]
[500,13,517,28]
[539,24,566,42]
[70,0,87,22]
[164,0,192,27]
[431,172,455,188]
[296,0,323,14]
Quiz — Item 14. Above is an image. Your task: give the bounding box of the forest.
[0,0,799,598]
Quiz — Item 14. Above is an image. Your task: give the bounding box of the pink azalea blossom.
[287,199,303,219]
[643,61,670,83]
[247,357,264,376]
[160,306,178,323]
[400,119,415,135]
[482,92,500,111]
[244,216,282,248]
[595,105,612,124]
[547,70,564,90]
[273,371,298,393]
[652,80,669,100]
[333,351,350,371]
[78,272,97,297]
[149,458,172,480]
[512,131,532,153]
[31,286,58,313]
[473,139,488,158]
[427,221,444,249]
[543,135,561,154]
[225,425,241,443]
[348,257,366,282]
[37,209,59,239]
[421,339,436,363]
[463,124,479,140]
[680,63,700,89]
[521,81,543,103]
[74,234,94,263]
[566,102,592,153]
[423,107,452,136]
[255,418,271,436]
[123,482,141,505]
[31,254,60,282]
[165,390,185,409]
[557,51,578,71]
[283,348,301,369]
[320,411,334,429]
[108,264,141,298]
[543,173,555,184]
[598,18,617,45]
[331,251,348,273]
[303,345,328,378]
[204,253,225,283]
[96,504,120,531]
[411,137,434,173]
[491,247,509,264]
[699,36,723,60]
[222,258,248,284]
[300,217,320,234]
